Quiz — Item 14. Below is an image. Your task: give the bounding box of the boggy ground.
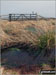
[0,19,55,49]
[0,19,56,75]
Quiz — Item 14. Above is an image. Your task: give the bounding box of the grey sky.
[1,0,55,18]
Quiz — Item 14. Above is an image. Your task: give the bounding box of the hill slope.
[0,19,55,49]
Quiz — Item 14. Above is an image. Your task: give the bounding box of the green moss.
[9,48,20,51]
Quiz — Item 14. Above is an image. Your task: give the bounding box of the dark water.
[1,47,54,69]
[1,48,36,68]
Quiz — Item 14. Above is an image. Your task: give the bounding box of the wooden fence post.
[30,14,31,20]
[9,14,12,21]
[36,13,37,20]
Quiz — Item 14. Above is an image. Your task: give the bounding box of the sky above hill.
[0,0,55,18]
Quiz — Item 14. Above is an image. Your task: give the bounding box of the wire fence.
[0,14,55,21]
[9,14,38,21]
[0,14,45,21]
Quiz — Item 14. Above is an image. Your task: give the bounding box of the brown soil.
[0,65,53,75]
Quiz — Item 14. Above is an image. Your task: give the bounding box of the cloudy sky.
[1,0,56,18]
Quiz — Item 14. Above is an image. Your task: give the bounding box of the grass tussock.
[37,31,55,50]
[32,31,55,58]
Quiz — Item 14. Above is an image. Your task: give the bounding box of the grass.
[4,27,12,34]
[37,31,55,50]
[49,58,55,68]
[3,29,55,59]
[9,48,20,51]
[25,30,55,60]
[52,22,55,25]
[32,31,55,58]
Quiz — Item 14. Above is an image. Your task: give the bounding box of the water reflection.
[1,47,53,69]
[1,48,35,68]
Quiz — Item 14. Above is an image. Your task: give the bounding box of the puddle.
[1,48,36,68]
[1,47,53,69]
[25,26,37,34]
